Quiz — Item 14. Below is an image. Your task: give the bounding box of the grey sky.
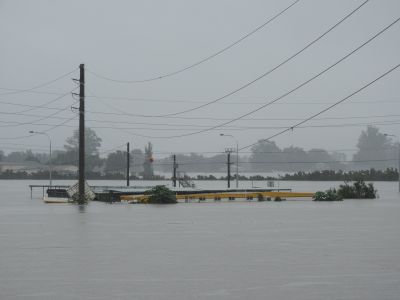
[0,0,399,158]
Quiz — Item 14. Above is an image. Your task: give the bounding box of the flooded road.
[1,180,399,299]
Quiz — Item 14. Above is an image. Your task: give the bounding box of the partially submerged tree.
[314,180,377,201]
[145,185,177,204]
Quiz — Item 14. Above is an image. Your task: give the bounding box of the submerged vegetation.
[145,185,177,204]
[313,189,343,201]
[336,180,377,199]
[314,180,377,201]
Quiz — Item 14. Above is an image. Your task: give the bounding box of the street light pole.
[220,134,239,188]
[29,131,52,187]
[384,133,400,192]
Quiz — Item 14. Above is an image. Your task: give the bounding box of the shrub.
[313,189,343,201]
[337,180,377,199]
[314,180,377,201]
[145,185,177,204]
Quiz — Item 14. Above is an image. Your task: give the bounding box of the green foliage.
[279,168,398,181]
[337,180,377,199]
[145,185,177,204]
[313,189,343,201]
[314,180,377,201]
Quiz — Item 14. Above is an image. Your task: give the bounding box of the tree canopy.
[64,127,102,155]
[353,126,397,170]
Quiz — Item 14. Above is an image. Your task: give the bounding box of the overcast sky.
[0,0,399,159]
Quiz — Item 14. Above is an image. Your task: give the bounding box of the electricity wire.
[0,115,78,140]
[132,0,369,118]
[4,87,398,106]
[86,0,301,83]
[0,100,79,128]
[240,63,400,150]
[117,17,400,139]
[2,115,400,130]
[0,68,77,96]
[0,87,78,118]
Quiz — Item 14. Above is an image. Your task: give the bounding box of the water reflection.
[78,204,86,213]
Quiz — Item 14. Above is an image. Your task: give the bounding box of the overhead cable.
[86,0,301,83]
[119,17,400,139]
[135,0,369,118]
[0,68,77,96]
[240,63,400,150]
[0,115,77,140]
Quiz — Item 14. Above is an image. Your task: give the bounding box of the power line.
[0,115,78,140]
[0,88,77,111]
[0,68,77,96]
[86,94,400,105]
[3,106,400,125]
[3,115,400,131]
[241,63,400,150]
[82,119,400,132]
[0,100,79,129]
[86,0,301,83]
[84,103,400,120]
[117,17,400,139]
[0,88,65,96]
[4,87,398,106]
[134,0,369,118]
[0,87,78,120]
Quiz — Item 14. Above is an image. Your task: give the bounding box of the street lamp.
[220,133,239,188]
[384,133,400,192]
[29,131,52,187]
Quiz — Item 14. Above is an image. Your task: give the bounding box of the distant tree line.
[1,168,397,182]
[279,168,398,181]
[1,126,398,176]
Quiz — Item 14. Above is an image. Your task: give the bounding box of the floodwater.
[0,180,399,300]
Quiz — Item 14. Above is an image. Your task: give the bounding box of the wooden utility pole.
[225,148,233,189]
[78,64,85,204]
[127,142,130,186]
[227,152,231,188]
[172,154,177,187]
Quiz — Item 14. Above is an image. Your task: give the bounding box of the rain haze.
[0,0,399,158]
[2,2,400,299]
